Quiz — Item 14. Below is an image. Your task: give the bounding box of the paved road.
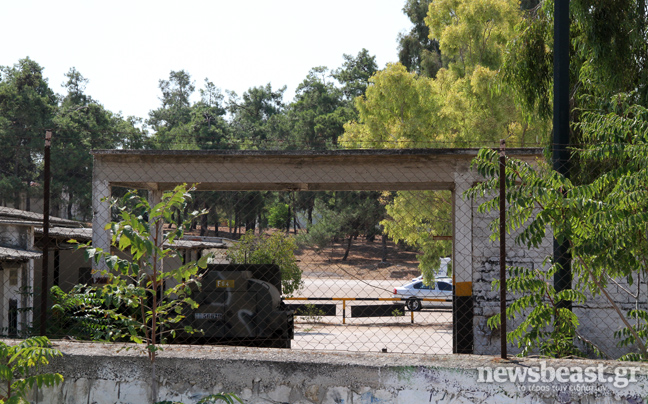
[294,278,397,299]
[287,277,454,355]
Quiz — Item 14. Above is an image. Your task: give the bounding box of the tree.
[397,0,443,78]
[468,102,648,359]
[78,184,211,402]
[0,58,57,209]
[299,192,385,262]
[0,337,63,404]
[52,68,146,219]
[339,0,549,281]
[149,70,196,149]
[227,83,285,149]
[193,79,231,150]
[339,63,440,148]
[283,67,349,150]
[502,0,648,157]
[332,49,379,102]
[227,231,302,296]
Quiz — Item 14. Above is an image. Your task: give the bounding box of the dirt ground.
[199,227,422,281]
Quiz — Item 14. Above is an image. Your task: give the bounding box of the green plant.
[78,184,211,402]
[467,104,648,359]
[0,336,63,404]
[392,308,404,317]
[227,231,302,296]
[296,304,325,323]
[267,202,290,229]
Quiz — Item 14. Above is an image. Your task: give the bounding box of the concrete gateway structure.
[90,148,544,355]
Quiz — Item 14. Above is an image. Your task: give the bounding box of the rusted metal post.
[40,130,52,336]
[499,139,507,359]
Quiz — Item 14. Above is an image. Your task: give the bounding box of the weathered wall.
[29,342,648,404]
[470,191,648,358]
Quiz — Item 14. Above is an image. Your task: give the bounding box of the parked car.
[393,277,453,311]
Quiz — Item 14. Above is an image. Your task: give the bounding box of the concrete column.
[92,178,111,277]
[453,171,474,354]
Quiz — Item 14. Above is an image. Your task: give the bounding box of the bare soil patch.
[191,227,422,281]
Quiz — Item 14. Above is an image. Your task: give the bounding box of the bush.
[227,231,302,296]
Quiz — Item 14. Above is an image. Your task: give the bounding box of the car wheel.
[407,298,422,311]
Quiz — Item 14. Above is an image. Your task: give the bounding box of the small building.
[0,206,230,336]
[0,206,82,336]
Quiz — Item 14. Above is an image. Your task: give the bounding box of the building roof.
[0,206,84,228]
[34,227,227,250]
[0,246,42,261]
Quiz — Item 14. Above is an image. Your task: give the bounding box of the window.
[9,269,17,286]
[78,267,92,285]
[437,282,452,291]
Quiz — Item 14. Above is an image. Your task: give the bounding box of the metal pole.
[499,139,507,359]
[553,0,572,310]
[40,130,52,336]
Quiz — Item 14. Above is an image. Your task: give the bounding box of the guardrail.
[284,297,452,324]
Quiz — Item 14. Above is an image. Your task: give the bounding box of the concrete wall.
[29,341,648,404]
[470,192,648,358]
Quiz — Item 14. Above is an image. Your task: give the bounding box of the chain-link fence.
[0,146,645,360]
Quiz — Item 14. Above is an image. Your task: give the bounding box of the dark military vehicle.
[176,264,294,348]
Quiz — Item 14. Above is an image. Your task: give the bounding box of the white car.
[393,277,453,311]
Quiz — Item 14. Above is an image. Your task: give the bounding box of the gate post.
[453,171,474,354]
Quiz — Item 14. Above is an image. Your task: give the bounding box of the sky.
[2,0,412,121]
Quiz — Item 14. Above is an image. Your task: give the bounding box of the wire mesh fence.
[0,146,645,361]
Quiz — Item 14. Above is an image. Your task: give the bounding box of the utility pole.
[499,139,507,359]
[40,130,52,336]
[553,0,572,308]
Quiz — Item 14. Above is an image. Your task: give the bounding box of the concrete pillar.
[453,171,474,354]
[92,178,111,277]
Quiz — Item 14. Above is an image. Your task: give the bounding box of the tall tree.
[0,58,57,209]
[53,68,146,219]
[397,0,442,78]
[332,49,379,102]
[148,70,196,149]
[283,67,349,150]
[228,83,285,149]
[340,0,548,280]
[193,79,231,150]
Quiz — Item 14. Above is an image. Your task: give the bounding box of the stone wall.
[470,191,648,358]
[29,341,648,404]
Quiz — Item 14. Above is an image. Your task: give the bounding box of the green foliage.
[467,103,648,358]
[282,67,348,150]
[397,0,443,78]
[227,231,303,296]
[295,304,325,323]
[489,264,590,358]
[298,193,385,261]
[382,191,452,283]
[53,67,146,220]
[76,184,211,402]
[78,184,210,348]
[0,58,57,208]
[51,285,134,341]
[0,337,63,404]
[227,83,286,149]
[267,203,290,229]
[332,49,379,102]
